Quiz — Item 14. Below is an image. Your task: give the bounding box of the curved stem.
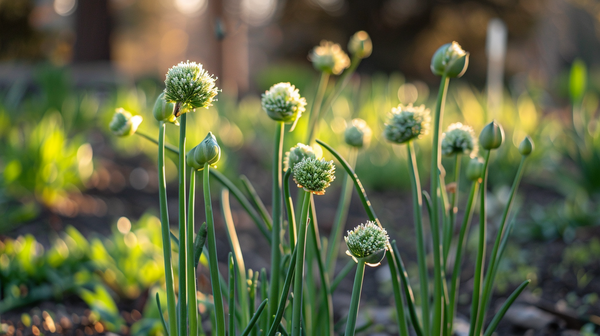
[204,163,226,336]
[269,122,285,322]
[326,147,357,278]
[475,155,527,335]
[291,191,311,336]
[283,169,297,249]
[178,114,187,336]
[430,75,449,336]
[468,150,491,336]
[305,72,330,142]
[187,170,198,336]
[157,122,177,336]
[344,260,366,336]
[482,280,531,336]
[407,141,430,332]
[447,181,479,335]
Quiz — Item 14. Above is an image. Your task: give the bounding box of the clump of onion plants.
[110,36,533,336]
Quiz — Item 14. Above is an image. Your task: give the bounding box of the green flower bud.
[441,122,478,157]
[164,60,219,116]
[344,221,389,267]
[384,104,431,144]
[466,157,485,181]
[110,108,143,137]
[430,42,469,78]
[292,157,336,195]
[284,143,318,172]
[187,132,221,170]
[261,82,307,124]
[348,31,372,59]
[309,40,351,75]
[153,92,178,125]
[479,120,504,150]
[518,136,534,156]
[345,118,372,149]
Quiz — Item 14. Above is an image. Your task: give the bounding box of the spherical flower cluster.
[110,108,143,137]
[431,42,469,78]
[309,41,351,75]
[441,122,478,157]
[284,143,318,172]
[345,221,389,266]
[261,83,307,124]
[345,118,372,149]
[164,61,219,115]
[348,31,372,59]
[292,157,336,195]
[384,104,431,144]
[187,132,221,170]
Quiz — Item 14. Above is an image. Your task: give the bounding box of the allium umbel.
[345,221,389,266]
[110,108,143,137]
[164,61,219,115]
[345,118,372,149]
[261,83,307,124]
[309,40,351,75]
[442,122,478,157]
[384,104,431,144]
[284,143,318,172]
[292,157,336,195]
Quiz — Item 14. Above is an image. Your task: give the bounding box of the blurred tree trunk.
[73,0,111,62]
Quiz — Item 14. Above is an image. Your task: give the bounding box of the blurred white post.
[486,19,507,119]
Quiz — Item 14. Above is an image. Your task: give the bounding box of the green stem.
[178,114,187,336]
[468,150,491,336]
[204,163,226,336]
[284,169,297,248]
[448,181,479,335]
[241,175,273,231]
[305,72,330,142]
[391,242,423,336]
[387,249,410,336]
[229,254,236,336]
[482,280,531,336]
[444,155,461,264]
[187,170,198,336]
[269,122,285,322]
[308,204,333,336]
[325,147,357,278]
[157,122,178,336]
[406,141,430,332]
[267,247,297,336]
[344,260,366,336]
[241,299,269,336]
[475,156,527,335]
[291,191,312,336]
[430,75,449,336]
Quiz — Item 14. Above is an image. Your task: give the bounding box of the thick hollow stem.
[305,72,330,142]
[291,191,312,336]
[344,260,366,336]
[204,164,226,336]
[444,155,462,264]
[431,75,449,336]
[187,170,198,336]
[269,122,285,321]
[325,147,357,278]
[283,169,297,250]
[157,122,178,336]
[407,141,430,332]
[178,114,188,336]
[468,150,491,336]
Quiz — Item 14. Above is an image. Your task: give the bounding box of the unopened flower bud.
[309,41,351,75]
[466,157,485,181]
[345,221,389,267]
[187,132,221,170]
[479,120,504,150]
[442,122,477,157]
[384,104,431,144]
[345,118,372,149]
[431,42,469,78]
[164,61,219,116]
[292,157,336,195]
[110,108,143,137]
[518,136,534,156]
[348,31,372,59]
[261,82,307,124]
[284,143,317,172]
[153,92,178,125]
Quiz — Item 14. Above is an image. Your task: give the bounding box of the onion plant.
[110,36,534,336]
